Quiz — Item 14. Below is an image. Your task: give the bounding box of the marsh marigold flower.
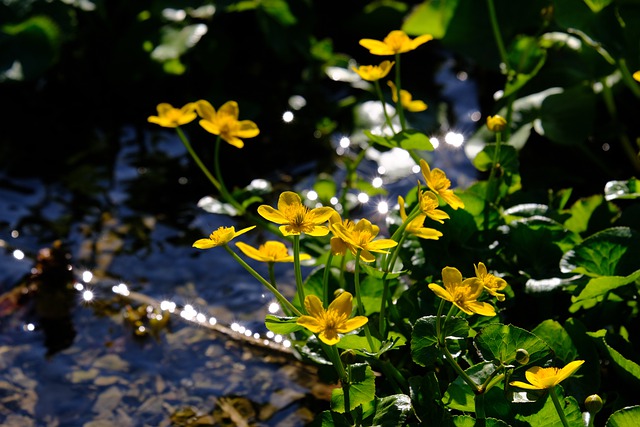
[352,60,395,82]
[418,188,450,223]
[195,100,259,149]
[257,191,334,237]
[474,262,508,301]
[328,212,354,256]
[510,360,585,390]
[428,267,496,316]
[633,71,640,82]
[296,292,368,345]
[235,240,310,263]
[148,102,197,128]
[330,218,397,262]
[398,196,442,240]
[387,81,428,112]
[193,225,256,249]
[359,30,433,56]
[486,115,507,132]
[420,159,465,210]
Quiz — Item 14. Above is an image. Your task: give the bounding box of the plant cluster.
[148,7,640,423]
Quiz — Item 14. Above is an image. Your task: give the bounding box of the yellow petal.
[442,267,463,287]
[465,301,496,317]
[337,316,368,333]
[278,191,302,211]
[509,380,543,390]
[306,225,330,237]
[195,99,215,120]
[411,227,442,240]
[308,207,336,224]
[358,249,376,262]
[297,315,323,333]
[410,34,433,50]
[235,120,260,138]
[279,225,298,236]
[235,226,256,237]
[428,283,453,302]
[463,277,484,299]
[359,39,394,55]
[218,101,239,119]
[318,329,340,345]
[304,294,326,319]
[367,238,398,251]
[235,242,268,262]
[192,238,216,249]
[328,291,353,317]
[257,205,289,224]
[199,119,221,136]
[556,360,585,384]
[222,135,244,149]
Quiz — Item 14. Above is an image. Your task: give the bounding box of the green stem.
[175,127,221,192]
[475,393,487,426]
[214,137,245,215]
[224,245,302,317]
[379,233,407,339]
[442,343,480,393]
[354,249,377,352]
[322,252,334,309]
[486,0,510,74]
[618,58,640,99]
[322,343,350,412]
[374,80,396,135]
[267,263,277,290]
[293,235,306,313]
[394,52,407,130]
[549,386,571,427]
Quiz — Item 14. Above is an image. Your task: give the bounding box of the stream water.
[0,52,479,426]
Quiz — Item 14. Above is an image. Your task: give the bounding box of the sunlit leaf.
[515,393,582,426]
[606,405,640,427]
[392,129,434,151]
[605,178,640,201]
[264,315,302,334]
[453,415,511,426]
[471,144,518,174]
[412,316,469,367]
[364,130,395,149]
[589,330,640,385]
[582,0,613,13]
[402,0,460,39]
[532,320,578,363]
[572,269,640,304]
[371,394,412,427]
[560,227,640,276]
[331,363,376,412]
[444,362,496,411]
[474,323,552,367]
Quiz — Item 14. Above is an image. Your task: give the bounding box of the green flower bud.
[585,394,603,414]
[515,348,530,365]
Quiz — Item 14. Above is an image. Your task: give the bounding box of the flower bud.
[334,288,346,298]
[584,394,603,414]
[486,115,507,132]
[515,348,530,365]
[340,349,357,365]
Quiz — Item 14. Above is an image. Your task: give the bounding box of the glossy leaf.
[606,405,640,427]
[330,363,376,413]
[412,316,469,367]
[371,394,412,427]
[264,315,302,334]
[402,0,460,39]
[474,323,552,367]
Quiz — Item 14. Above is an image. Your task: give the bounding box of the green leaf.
[392,129,434,151]
[308,410,351,427]
[562,194,606,234]
[264,315,302,334]
[331,363,376,413]
[606,405,640,427]
[591,332,640,386]
[538,86,596,146]
[402,0,460,39]
[582,0,613,13]
[472,144,519,174]
[572,269,640,304]
[560,227,640,276]
[359,263,403,280]
[515,393,583,427]
[444,362,496,411]
[313,175,337,202]
[412,316,469,367]
[503,35,547,97]
[532,320,578,363]
[260,0,297,26]
[605,178,640,201]
[363,130,395,149]
[371,394,412,427]
[474,323,552,367]
[452,415,511,427]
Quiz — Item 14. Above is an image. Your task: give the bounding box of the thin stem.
[322,252,334,309]
[267,263,277,290]
[321,343,350,413]
[379,233,407,339]
[486,0,510,74]
[175,127,221,191]
[618,58,640,99]
[213,137,245,215]
[373,80,395,135]
[394,52,407,130]
[224,245,302,317]
[293,235,306,313]
[354,249,377,352]
[549,386,571,427]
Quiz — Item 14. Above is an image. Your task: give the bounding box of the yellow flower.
[387,81,428,112]
[474,262,508,301]
[296,292,368,345]
[418,189,450,223]
[352,60,395,82]
[398,196,442,240]
[633,71,640,82]
[359,30,433,56]
[328,212,353,256]
[147,102,197,128]
[193,225,256,249]
[195,100,259,149]
[510,360,585,390]
[428,266,496,316]
[486,115,507,132]
[257,191,335,237]
[330,218,398,262]
[420,159,465,210]
[235,240,311,263]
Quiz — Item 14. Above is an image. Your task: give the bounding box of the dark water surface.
[0,53,479,426]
